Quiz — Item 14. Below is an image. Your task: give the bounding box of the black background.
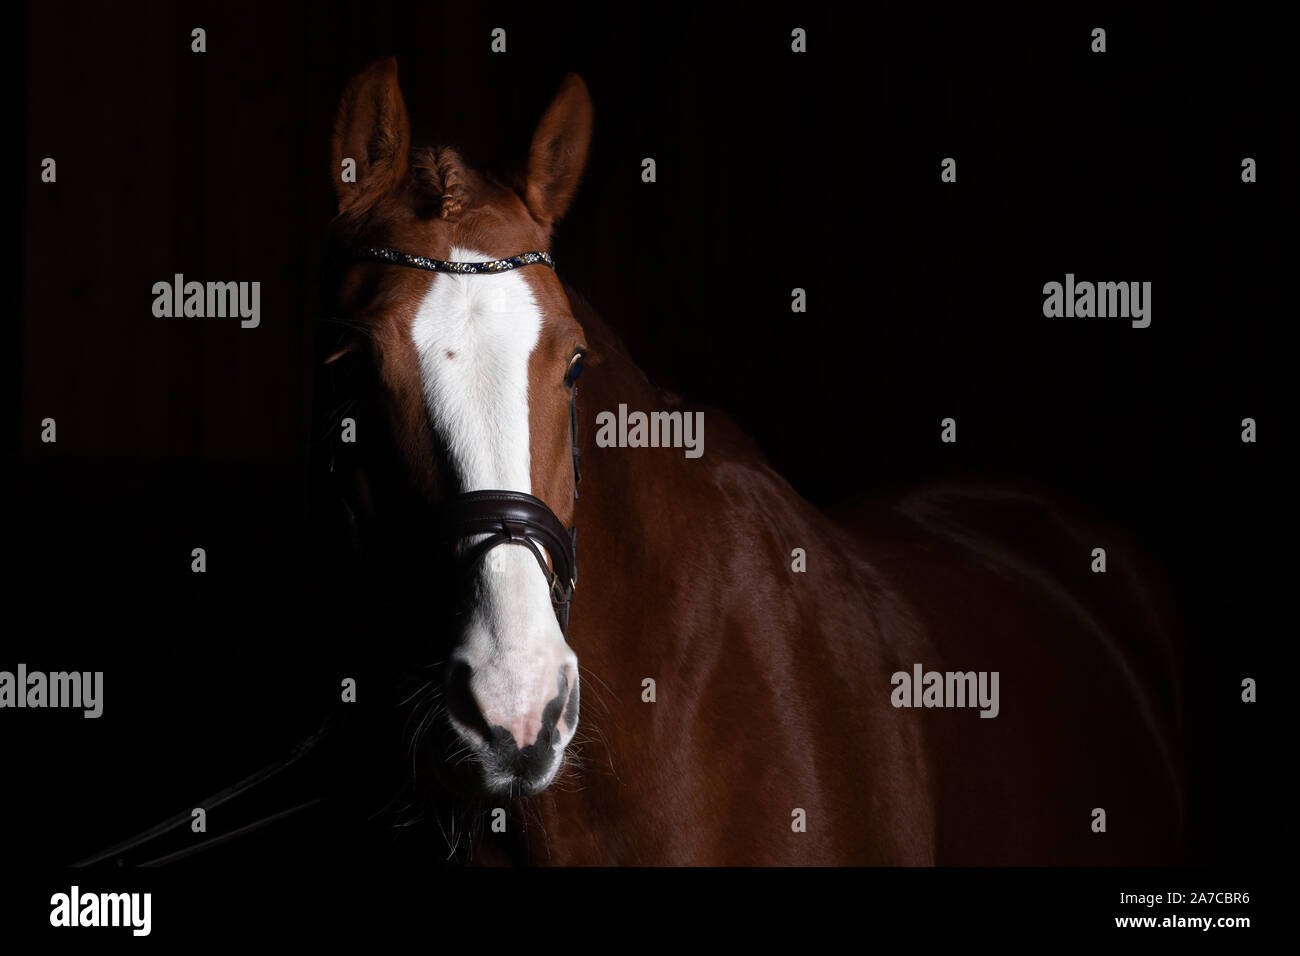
[4,0,1282,897]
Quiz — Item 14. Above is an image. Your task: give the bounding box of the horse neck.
[567,295,819,616]
[571,301,712,527]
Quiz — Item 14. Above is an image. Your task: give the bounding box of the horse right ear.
[331,57,411,214]
[522,73,594,229]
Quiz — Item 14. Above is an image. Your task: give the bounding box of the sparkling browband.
[356,247,554,275]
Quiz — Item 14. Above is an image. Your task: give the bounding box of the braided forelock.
[436,148,471,221]
[411,146,470,222]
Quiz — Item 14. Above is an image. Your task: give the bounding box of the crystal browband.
[356,247,555,275]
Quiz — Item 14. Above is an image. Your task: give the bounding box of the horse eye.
[564,351,584,386]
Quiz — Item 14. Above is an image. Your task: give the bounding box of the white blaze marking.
[412,247,541,494]
[411,247,576,759]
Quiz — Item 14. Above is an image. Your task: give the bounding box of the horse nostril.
[444,660,492,743]
[559,662,580,733]
[487,724,520,753]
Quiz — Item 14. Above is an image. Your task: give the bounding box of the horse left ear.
[523,74,593,228]
[331,57,412,215]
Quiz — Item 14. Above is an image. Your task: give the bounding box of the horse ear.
[331,57,411,214]
[523,73,593,228]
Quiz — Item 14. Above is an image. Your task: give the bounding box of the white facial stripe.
[412,246,578,761]
[412,247,543,493]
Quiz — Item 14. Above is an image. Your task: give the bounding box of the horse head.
[324,58,593,798]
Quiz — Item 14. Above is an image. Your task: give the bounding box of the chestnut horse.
[322,58,1182,865]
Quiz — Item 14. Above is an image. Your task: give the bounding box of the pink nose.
[472,661,578,748]
[499,713,543,749]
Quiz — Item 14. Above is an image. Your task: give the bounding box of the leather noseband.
[443,490,577,636]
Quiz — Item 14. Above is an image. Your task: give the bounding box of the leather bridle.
[352,245,580,638]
